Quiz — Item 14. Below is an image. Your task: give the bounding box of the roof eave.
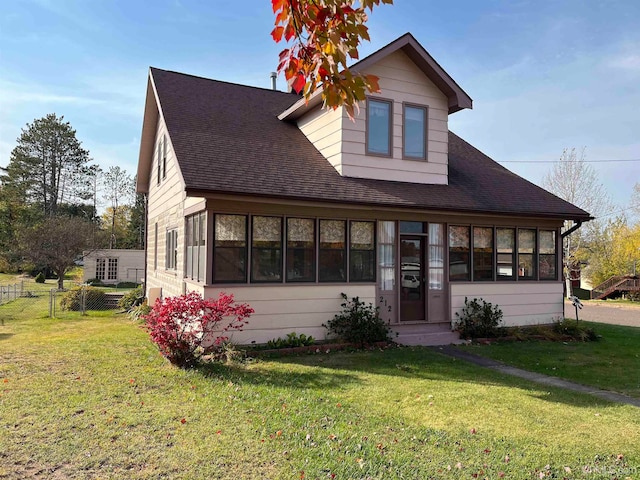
[136,71,160,194]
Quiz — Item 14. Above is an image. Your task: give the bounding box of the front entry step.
[390,322,462,346]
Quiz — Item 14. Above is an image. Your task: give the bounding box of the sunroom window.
[319,219,346,282]
[213,214,247,283]
[251,216,282,283]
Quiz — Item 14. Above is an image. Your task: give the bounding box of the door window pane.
[367,99,391,156]
[378,221,395,291]
[428,223,444,290]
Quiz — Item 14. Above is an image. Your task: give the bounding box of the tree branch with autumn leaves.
[271,0,393,119]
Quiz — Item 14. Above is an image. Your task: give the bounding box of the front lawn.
[1,315,640,479]
[461,322,640,398]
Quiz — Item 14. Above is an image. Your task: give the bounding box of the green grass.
[2,315,640,479]
[461,322,640,398]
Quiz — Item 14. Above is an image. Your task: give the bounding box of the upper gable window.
[403,104,427,160]
[366,98,392,157]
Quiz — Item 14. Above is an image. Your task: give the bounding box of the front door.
[400,236,426,321]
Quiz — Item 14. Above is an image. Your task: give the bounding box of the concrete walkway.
[431,345,640,408]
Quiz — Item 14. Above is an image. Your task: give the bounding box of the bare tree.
[18,216,95,289]
[101,166,134,249]
[542,147,612,295]
[631,182,640,219]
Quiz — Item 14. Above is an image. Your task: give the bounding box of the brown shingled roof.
[149,67,591,221]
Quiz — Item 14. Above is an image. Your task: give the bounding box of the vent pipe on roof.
[270,72,277,91]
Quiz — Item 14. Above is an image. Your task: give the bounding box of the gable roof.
[279,32,473,121]
[139,67,590,222]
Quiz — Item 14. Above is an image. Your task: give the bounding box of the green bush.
[324,293,391,346]
[454,297,504,339]
[86,278,103,286]
[116,281,138,289]
[34,272,46,283]
[118,285,144,310]
[553,319,598,342]
[60,287,107,311]
[266,332,315,349]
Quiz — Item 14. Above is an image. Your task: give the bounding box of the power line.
[501,158,640,164]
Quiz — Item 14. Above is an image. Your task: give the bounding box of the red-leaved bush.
[145,291,254,367]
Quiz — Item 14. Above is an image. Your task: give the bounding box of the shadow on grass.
[247,345,622,409]
[197,360,362,391]
[0,332,14,341]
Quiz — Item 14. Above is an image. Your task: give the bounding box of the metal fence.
[0,280,128,321]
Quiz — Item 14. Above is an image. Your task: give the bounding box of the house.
[136,33,591,345]
[83,249,145,285]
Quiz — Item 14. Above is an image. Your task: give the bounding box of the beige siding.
[201,284,375,344]
[450,283,565,327]
[297,105,343,173]
[145,114,188,299]
[296,50,450,185]
[83,249,145,284]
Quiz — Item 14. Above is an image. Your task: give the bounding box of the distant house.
[136,33,591,345]
[83,249,145,285]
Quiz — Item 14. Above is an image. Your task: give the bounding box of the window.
[378,221,395,291]
[286,218,315,282]
[251,216,282,283]
[162,135,167,180]
[166,228,178,270]
[319,219,346,282]
[449,226,470,281]
[539,230,557,280]
[156,140,161,185]
[107,258,118,281]
[349,221,375,282]
[96,258,106,280]
[366,98,392,156]
[428,223,444,290]
[154,223,158,270]
[473,227,493,281]
[518,229,536,280]
[213,214,247,282]
[186,213,206,282]
[496,228,515,280]
[403,104,427,159]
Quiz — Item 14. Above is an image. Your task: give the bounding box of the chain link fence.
[0,278,132,321]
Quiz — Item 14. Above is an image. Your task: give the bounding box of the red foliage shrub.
[145,291,254,367]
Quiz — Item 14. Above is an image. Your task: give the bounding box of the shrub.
[324,293,391,346]
[86,278,103,286]
[266,332,315,349]
[34,272,46,284]
[455,297,504,339]
[118,285,144,310]
[144,292,254,368]
[116,281,138,289]
[60,287,107,311]
[553,319,598,342]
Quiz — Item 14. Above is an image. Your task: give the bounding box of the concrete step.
[394,330,463,347]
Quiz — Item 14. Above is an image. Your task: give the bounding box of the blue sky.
[1,0,639,216]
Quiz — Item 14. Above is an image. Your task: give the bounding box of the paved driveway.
[564,300,640,327]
